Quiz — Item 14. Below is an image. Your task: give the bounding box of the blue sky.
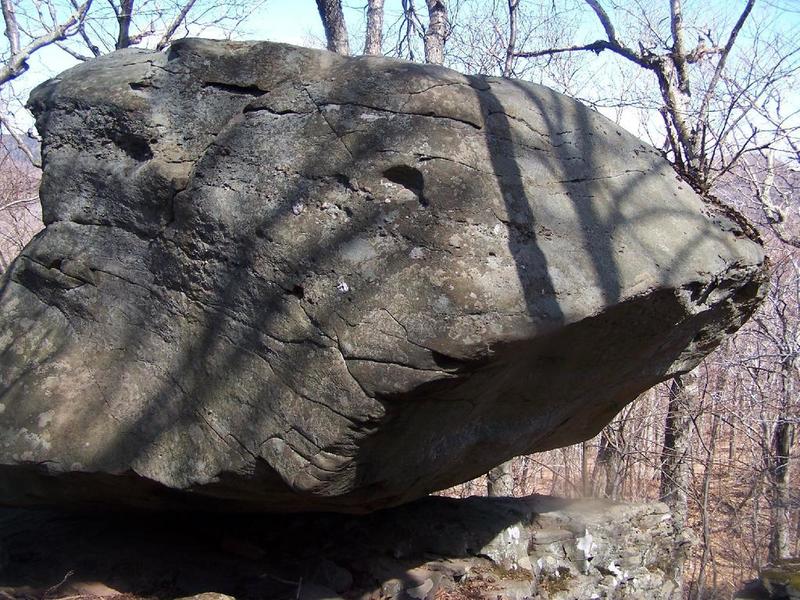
[3,0,799,136]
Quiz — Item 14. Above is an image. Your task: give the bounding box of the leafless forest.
[1,0,798,597]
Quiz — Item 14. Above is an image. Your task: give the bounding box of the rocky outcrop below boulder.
[0,39,766,512]
[0,495,684,599]
[736,559,800,600]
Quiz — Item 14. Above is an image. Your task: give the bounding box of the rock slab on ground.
[0,39,766,511]
[0,495,683,600]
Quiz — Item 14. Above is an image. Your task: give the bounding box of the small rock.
[308,559,352,593]
[406,578,434,599]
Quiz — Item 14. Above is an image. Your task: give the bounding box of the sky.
[2,0,799,138]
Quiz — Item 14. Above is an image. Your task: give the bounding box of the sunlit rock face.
[0,39,765,512]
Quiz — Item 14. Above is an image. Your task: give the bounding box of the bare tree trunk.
[115,0,135,49]
[487,460,514,496]
[768,417,794,563]
[596,419,626,500]
[660,373,696,589]
[315,0,350,55]
[363,0,384,55]
[423,0,447,65]
[502,0,519,77]
[519,455,531,494]
[661,373,696,530]
[581,440,590,497]
[696,395,721,600]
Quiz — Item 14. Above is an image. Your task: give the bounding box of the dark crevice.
[382,165,428,208]
[108,130,153,161]
[333,173,354,190]
[430,350,471,373]
[203,81,266,97]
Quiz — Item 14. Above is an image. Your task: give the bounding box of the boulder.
[0,39,766,512]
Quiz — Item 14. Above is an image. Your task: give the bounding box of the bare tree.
[113,0,135,48]
[746,150,800,248]
[1,0,93,87]
[595,416,627,499]
[514,0,762,192]
[661,374,696,532]
[487,461,514,496]
[315,0,350,55]
[422,0,447,65]
[0,134,40,273]
[364,0,384,55]
[502,0,519,77]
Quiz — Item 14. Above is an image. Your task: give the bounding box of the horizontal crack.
[319,100,483,130]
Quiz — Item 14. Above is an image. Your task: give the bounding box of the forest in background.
[1,0,798,597]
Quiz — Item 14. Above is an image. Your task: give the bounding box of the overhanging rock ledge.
[0,39,766,512]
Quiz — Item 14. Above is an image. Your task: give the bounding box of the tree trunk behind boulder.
[487,460,514,497]
[423,0,447,64]
[364,0,384,55]
[316,0,350,55]
[660,372,696,588]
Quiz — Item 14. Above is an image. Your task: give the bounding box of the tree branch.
[502,0,518,77]
[584,0,620,46]
[669,0,691,94]
[0,0,93,87]
[156,0,198,51]
[1,0,21,55]
[697,0,757,126]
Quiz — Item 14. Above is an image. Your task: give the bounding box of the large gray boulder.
[0,39,765,512]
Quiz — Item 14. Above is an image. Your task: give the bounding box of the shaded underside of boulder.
[0,495,683,600]
[0,39,766,512]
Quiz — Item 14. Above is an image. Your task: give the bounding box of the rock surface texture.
[0,39,766,511]
[0,496,684,600]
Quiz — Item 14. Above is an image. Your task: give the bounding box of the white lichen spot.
[336,280,350,293]
[608,562,626,584]
[576,529,595,559]
[38,410,55,428]
[341,238,377,264]
[409,247,424,260]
